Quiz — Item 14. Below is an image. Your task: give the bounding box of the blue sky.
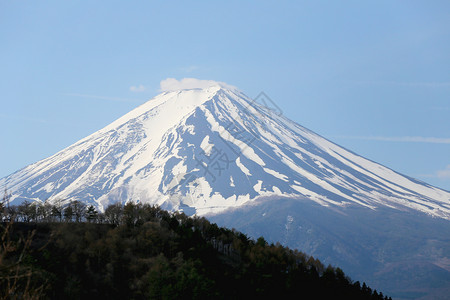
[1,1,449,190]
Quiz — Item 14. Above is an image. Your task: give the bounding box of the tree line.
[1,200,392,299]
[1,199,100,223]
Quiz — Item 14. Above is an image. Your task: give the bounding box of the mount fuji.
[2,80,450,298]
[2,83,449,218]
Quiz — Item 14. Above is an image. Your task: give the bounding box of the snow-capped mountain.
[2,82,450,219]
[3,81,450,297]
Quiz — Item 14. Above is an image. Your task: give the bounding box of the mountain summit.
[2,83,450,218]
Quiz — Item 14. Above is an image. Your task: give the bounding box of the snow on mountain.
[2,82,450,219]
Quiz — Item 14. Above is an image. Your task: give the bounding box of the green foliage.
[0,202,391,299]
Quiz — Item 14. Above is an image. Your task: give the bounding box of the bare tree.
[63,204,73,222]
[1,188,11,222]
[37,202,53,222]
[50,199,64,222]
[17,201,33,223]
[0,219,47,298]
[71,201,86,223]
[104,203,123,226]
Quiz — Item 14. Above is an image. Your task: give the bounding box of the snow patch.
[230,176,235,187]
[200,135,213,155]
[263,167,289,182]
[235,157,251,176]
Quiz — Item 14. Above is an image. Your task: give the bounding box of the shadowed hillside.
[1,202,390,299]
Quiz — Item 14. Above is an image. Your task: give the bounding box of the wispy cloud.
[391,82,450,88]
[335,136,450,144]
[349,81,450,88]
[0,113,47,124]
[437,165,450,179]
[179,65,200,73]
[419,165,450,180]
[129,85,146,93]
[63,93,141,103]
[431,106,450,111]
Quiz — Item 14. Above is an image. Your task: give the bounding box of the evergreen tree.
[85,205,98,223]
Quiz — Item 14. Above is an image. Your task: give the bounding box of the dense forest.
[0,200,391,299]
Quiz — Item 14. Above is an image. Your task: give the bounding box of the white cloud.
[159,78,236,92]
[437,165,450,179]
[129,85,146,92]
[336,136,450,144]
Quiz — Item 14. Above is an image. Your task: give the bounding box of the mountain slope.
[1,84,450,219]
[208,197,450,299]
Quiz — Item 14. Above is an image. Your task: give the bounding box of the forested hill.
[1,202,390,299]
